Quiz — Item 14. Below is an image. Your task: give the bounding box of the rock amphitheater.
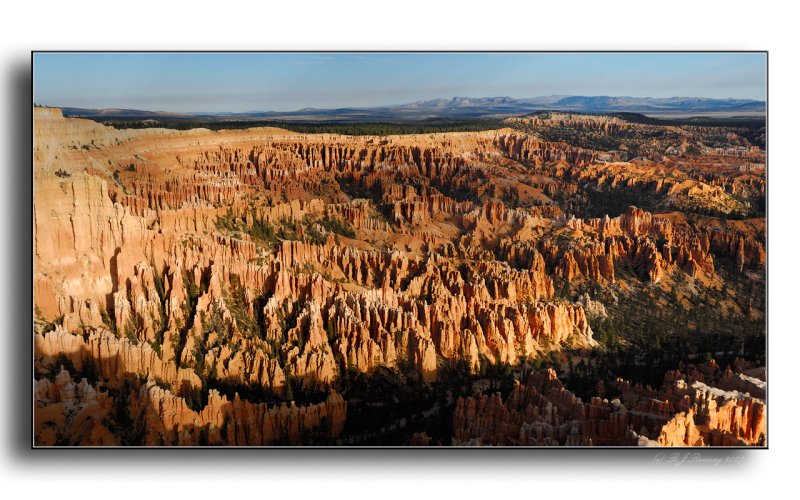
[33,107,766,446]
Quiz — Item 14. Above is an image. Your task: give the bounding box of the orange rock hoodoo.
[453,362,765,447]
[33,108,765,446]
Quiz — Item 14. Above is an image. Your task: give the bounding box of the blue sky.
[33,52,767,113]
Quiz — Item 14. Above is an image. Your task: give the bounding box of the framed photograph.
[32,51,767,448]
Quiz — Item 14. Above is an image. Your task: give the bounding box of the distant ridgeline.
[57,94,765,135]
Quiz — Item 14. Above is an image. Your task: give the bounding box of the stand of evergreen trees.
[94,118,507,135]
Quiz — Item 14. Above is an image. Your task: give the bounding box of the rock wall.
[130,382,346,446]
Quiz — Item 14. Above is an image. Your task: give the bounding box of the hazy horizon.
[33,52,767,113]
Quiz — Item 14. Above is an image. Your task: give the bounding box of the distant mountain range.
[59,95,766,123]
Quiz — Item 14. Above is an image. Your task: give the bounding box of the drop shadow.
[7,56,34,460]
[11,55,764,472]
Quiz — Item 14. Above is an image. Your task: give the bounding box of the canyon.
[33,107,766,446]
